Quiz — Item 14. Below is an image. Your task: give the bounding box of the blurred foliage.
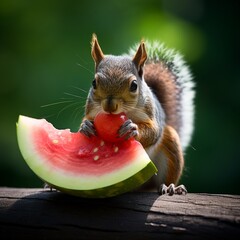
[0,0,239,193]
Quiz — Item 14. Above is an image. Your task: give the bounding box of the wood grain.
[0,188,240,239]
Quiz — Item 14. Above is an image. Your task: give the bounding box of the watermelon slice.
[17,115,157,198]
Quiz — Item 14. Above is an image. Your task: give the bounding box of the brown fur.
[136,120,159,148]
[159,125,184,185]
[139,124,184,191]
[144,62,181,134]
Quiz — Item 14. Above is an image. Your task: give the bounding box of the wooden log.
[0,187,240,239]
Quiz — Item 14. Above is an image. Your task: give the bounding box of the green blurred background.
[1,0,239,194]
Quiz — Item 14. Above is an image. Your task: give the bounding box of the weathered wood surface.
[0,188,240,239]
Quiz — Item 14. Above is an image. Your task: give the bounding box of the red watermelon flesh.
[94,112,128,142]
[17,115,157,198]
[34,124,140,175]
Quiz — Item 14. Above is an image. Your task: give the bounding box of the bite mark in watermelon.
[17,115,157,198]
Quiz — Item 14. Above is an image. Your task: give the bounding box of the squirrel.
[79,34,195,195]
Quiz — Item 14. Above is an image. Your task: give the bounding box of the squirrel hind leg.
[146,125,186,194]
[158,183,187,196]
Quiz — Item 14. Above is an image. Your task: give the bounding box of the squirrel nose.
[102,96,119,113]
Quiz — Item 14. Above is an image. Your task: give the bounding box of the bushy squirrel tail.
[128,41,195,151]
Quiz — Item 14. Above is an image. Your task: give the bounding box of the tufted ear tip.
[132,41,147,76]
[91,34,105,68]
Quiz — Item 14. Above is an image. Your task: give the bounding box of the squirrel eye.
[92,79,97,89]
[130,80,138,92]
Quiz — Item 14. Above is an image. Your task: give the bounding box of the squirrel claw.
[118,119,139,139]
[158,183,187,196]
[79,120,96,137]
[43,183,54,192]
[125,130,139,139]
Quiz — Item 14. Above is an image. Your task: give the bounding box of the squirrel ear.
[91,34,104,68]
[132,41,147,76]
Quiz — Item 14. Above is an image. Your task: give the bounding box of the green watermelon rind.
[17,115,157,198]
[47,161,156,198]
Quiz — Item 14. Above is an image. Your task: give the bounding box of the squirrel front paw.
[118,119,139,139]
[79,120,96,137]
